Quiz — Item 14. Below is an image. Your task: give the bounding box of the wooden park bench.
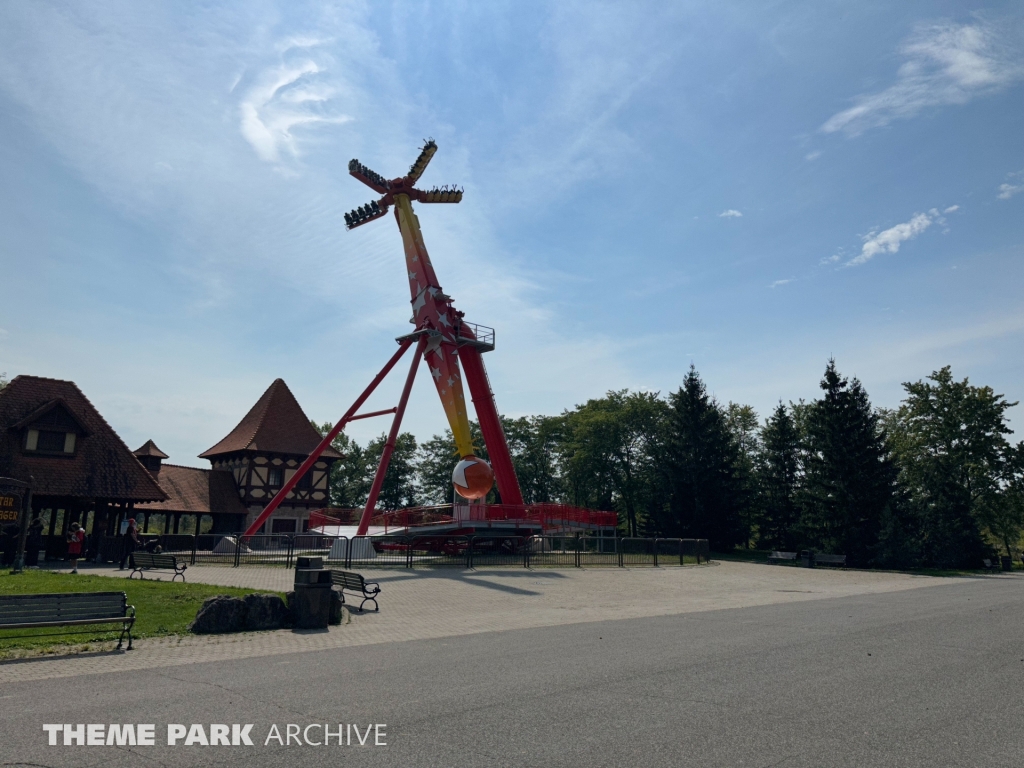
[0,591,135,650]
[129,552,187,582]
[767,551,798,564]
[330,570,381,612]
[813,553,847,568]
[982,558,997,572]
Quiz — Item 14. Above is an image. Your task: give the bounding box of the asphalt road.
[2,575,1022,768]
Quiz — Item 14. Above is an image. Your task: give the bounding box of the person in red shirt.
[66,521,85,574]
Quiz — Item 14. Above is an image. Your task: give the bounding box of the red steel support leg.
[242,340,414,538]
[356,336,426,536]
[459,346,524,506]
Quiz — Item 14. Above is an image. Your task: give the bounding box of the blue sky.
[1,1,1022,467]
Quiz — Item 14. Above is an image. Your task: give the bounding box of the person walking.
[25,517,44,567]
[66,521,85,573]
[119,518,139,570]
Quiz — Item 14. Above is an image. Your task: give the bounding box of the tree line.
[317,361,1024,569]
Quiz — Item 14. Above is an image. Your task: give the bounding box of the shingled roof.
[199,379,342,460]
[0,376,167,502]
[138,464,248,516]
[133,439,169,459]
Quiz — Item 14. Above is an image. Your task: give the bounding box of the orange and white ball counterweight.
[452,456,494,500]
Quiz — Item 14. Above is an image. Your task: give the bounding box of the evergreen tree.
[725,402,759,547]
[755,402,801,551]
[659,366,744,549]
[798,360,897,566]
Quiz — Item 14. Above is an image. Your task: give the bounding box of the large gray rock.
[329,588,343,625]
[285,590,296,625]
[189,596,247,634]
[243,593,289,631]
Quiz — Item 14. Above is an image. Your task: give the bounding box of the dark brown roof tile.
[133,439,169,459]
[199,379,341,460]
[0,376,167,502]
[139,464,247,516]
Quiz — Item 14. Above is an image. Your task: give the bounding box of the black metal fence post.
[406,538,413,569]
[679,538,684,566]
[233,533,241,568]
[191,534,198,566]
[524,538,530,568]
[466,536,474,569]
[653,538,659,567]
[618,536,623,567]
[574,534,581,568]
[286,536,295,569]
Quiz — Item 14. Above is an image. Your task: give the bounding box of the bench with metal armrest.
[130,552,187,582]
[330,570,381,612]
[0,591,135,650]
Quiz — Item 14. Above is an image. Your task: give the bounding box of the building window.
[268,468,283,487]
[25,429,76,454]
[296,471,312,490]
[271,518,296,533]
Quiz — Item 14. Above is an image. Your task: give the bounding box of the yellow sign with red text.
[0,494,21,522]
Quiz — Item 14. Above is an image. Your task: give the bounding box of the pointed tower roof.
[133,439,169,459]
[199,379,342,460]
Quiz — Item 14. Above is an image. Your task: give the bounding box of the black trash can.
[1000,556,1012,572]
[800,550,813,568]
[293,557,332,629]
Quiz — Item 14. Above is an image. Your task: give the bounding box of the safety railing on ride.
[307,503,620,535]
[152,533,710,569]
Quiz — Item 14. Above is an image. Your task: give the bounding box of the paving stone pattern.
[0,562,976,683]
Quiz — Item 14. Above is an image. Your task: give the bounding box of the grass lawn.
[0,569,282,656]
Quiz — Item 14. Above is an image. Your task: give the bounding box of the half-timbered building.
[198,379,341,533]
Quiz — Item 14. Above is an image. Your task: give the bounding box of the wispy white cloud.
[238,42,352,165]
[845,207,955,267]
[769,279,792,288]
[997,169,1024,199]
[804,150,822,161]
[822,21,1024,136]
[719,209,743,218]
[851,213,931,266]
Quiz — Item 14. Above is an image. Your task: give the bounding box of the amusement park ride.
[242,142,614,540]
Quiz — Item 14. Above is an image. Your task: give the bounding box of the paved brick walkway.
[0,561,976,683]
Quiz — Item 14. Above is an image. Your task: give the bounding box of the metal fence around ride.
[133,533,709,570]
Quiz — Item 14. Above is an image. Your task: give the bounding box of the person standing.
[119,518,139,570]
[66,522,85,574]
[25,517,44,567]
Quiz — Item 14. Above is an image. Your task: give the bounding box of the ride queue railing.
[148,534,710,569]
